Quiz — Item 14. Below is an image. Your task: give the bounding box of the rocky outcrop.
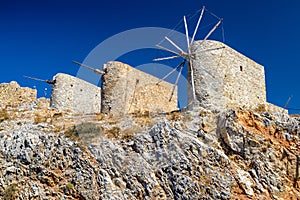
[0,100,299,199]
[219,109,300,198]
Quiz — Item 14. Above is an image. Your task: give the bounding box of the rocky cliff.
[0,97,299,199]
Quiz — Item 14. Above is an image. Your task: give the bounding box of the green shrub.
[66,182,74,190]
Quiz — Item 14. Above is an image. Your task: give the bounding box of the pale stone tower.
[101,61,178,116]
[50,73,101,114]
[190,40,286,113]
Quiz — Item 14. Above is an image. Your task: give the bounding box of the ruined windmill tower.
[24,7,286,115]
[155,6,286,113]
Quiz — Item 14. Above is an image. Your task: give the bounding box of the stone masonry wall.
[50,73,101,114]
[0,81,36,108]
[191,40,287,113]
[101,61,178,115]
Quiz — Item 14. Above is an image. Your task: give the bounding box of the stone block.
[101,61,178,115]
[50,73,101,114]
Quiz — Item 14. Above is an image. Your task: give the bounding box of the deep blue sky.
[1,0,299,113]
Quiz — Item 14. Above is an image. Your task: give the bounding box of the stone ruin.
[190,40,287,113]
[50,73,101,114]
[50,63,178,115]
[0,81,36,108]
[101,62,178,115]
[0,40,287,115]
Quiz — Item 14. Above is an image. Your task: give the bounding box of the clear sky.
[1,0,299,113]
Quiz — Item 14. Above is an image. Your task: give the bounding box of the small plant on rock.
[106,126,121,138]
[254,104,266,113]
[65,122,101,144]
[3,183,18,200]
[0,109,9,122]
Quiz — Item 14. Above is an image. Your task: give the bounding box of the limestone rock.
[0,95,299,199]
[218,109,300,198]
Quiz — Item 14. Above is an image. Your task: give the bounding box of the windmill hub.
[154,6,224,102]
[180,52,189,59]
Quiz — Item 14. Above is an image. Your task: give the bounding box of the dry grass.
[34,112,48,124]
[3,183,18,200]
[254,104,267,113]
[131,110,155,127]
[96,113,105,121]
[290,114,300,118]
[105,126,121,138]
[64,122,101,145]
[167,111,182,121]
[0,109,9,122]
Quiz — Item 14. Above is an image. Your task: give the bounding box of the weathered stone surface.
[218,109,300,198]
[101,61,178,116]
[36,97,50,109]
[234,168,255,197]
[0,81,36,108]
[191,40,287,113]
[50,73,101,114]
[0,89,299,199]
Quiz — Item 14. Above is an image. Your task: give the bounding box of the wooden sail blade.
[156,45,182,57]
[72,60,105,75]
[197,64,214,78]
[23,75,47,82]
[23,75,55,84]
[183,16,190,52]
[153,55,180,62]
[191,6,205,45]
[188,61,196,100]
[165,37,185,53]
[202,19,223,42]
[169,64,184,101]
[157,60,186,85]
[284,96,293,109]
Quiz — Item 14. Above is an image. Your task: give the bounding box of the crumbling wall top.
[0,81,36,108]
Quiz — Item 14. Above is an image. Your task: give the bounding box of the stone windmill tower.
[154,6,226,110]
[154,7,284,113]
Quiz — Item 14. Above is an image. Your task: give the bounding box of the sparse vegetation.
[52,112,63,119]
[64,126,79,141]
[66,182,74,190]
[167,111,182,121]
[290,114,300,118]
[131,110,155,127]
[199,109,209,117]
[3,183,18,200]
[254,104,266,113]
[106,126,121,138]
[65,122,101,143]
[121,126,141,140]
[34,112,47,124]
[0,109,9,122]
[96,113,105,121]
